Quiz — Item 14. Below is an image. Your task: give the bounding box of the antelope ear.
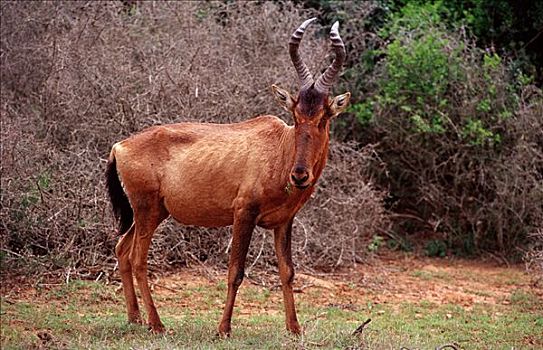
[329,92,351,118]
[272,84,295,112]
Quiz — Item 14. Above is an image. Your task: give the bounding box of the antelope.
[106,18,350,336]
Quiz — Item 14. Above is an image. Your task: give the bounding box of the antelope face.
[273,85,350,189]
[272,18,351,189]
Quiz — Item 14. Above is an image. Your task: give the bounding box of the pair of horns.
[289,18,346,93]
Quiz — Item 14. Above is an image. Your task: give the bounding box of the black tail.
[106,156,134,235]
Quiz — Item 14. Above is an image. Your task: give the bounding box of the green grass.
[410,269,452,281]
[1,279,542,349]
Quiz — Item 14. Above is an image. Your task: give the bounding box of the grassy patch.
[1,279,542,349]
[410,269,452,281]
[507,289,542,311]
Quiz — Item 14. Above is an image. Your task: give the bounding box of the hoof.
[149,323,165,334]
[287,323,302,335]
[217,323,231,338]
[128,314,143,325]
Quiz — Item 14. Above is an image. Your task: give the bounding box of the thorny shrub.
[526,229,543,276]
[0,2,386,278]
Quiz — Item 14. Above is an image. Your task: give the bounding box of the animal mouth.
[295,184,310,190]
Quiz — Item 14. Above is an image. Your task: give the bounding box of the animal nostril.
[291,171,309,185]
[293,166,306,175]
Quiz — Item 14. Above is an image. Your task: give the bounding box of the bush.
[0,2,387,276]
[348,2,543,254]
[525,228,543,276]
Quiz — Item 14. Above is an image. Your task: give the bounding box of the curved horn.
[314,21,346,93]
[289,17,317,89]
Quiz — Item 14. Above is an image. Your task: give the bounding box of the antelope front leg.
[274,218,301,334]
[218,207,256,337]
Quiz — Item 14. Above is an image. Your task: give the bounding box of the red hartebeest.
[106,18,350,336]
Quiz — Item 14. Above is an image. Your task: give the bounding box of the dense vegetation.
[305,0,542,262]
[1,1,541,277]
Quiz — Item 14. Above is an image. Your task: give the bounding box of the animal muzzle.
[290,165,313,189]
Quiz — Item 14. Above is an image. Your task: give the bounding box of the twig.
[151,283,178,293]
[293,283,314,293]
[522,29,542,49]
[95,271,104,282]
[1,248,48,267]
[436,343,460,350]
[225,237,232,254]
[184,251,215,278]
[295,217,309,252]
[352,318,371,335]
[247,230,266,273]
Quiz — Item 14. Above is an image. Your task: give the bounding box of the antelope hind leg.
[115,224,143,324]
[130,204,168,333]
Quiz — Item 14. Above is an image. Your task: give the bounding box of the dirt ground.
[2,253,541,314]
[2,252,542,350]
[146,253,543,314]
